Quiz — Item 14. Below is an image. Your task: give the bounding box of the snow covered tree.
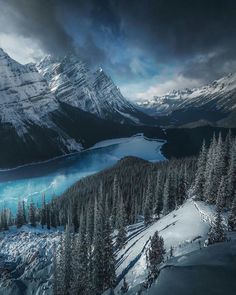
[16,199,25,228]
[52,244,62,295]
[93,193,106,294]
[208,210,226,245]
[111,174,119,228]
[144,176,153,226]
[162,174,171,215]
[204,135,217,204]
[71,211,90,295]
[146,231,165,281]
[153,172,163,218]
[29,198,36,227]
[41,194,46,228]
[227,140,236,205]
[103,202,116,291]
[63,224,73,294]
[46,205,51,230]
[194,140,207,200]
[116,193,127,249]
[228,196,236,231]
[22,200,27,224]
[216,176,228,211]
[53,234,67,295]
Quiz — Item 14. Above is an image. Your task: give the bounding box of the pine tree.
[146,231,165,280]
[194,140,207,200]
[93,193,106,294]
[64,224,72,294]
[22,200,27,224]
[46,205,51,230]
[103,202,116,291]
[52,244,61,295]
[227,140,236,205]
[111,175,119,228]
[216,176,227,211]
[204,135,217,203]
[208,210,226,245]
[162,174,170,215]
[228,196,236,231]
[55,235,66,295]
[29,198,36,227]
[71,211,90,295]
[41,194,46,228]
[153,172,163,218]
[214,133,226,193]
[116,193,127,249]
[16,199,24,228]
[144,176,153,226]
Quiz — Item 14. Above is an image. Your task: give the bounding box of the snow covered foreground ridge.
[0,199,231,295]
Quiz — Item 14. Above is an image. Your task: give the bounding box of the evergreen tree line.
[194,131,236,210]
[48,156,197,232]
[194,131,236,245]
[53,184,116,295]
[0,195,59,231]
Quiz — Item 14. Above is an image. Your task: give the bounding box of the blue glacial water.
[0,135,165,210]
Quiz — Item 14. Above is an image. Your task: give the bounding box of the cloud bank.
[0,0,236,99]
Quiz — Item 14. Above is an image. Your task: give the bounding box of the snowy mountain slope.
[0,48,58,135]
[37,54,156,125]
[0,199,225,295]
[138,73,236,127]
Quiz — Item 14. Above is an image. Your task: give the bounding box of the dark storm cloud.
[0,0,73,56]
[1,0,236,82]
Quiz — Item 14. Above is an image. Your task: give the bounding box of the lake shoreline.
[0,134,166,173]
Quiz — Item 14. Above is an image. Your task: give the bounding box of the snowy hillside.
[37,54,155,125]
[0,48,58,136]
[114,198,225,292]
[127,240,236,295]
[0,198,227,295]
[0,226,61,295]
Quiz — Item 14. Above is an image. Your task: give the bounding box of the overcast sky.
[0,0,236,100]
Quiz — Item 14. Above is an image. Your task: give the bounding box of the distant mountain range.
[0,48,161,168]
[138,73,236,127]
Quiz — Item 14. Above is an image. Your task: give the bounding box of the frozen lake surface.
[0,135,165,210]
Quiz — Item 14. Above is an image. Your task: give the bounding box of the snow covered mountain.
[138,73,236,127]
[0,48,58,135]
[36,54,154,125]
[0,48,160,168]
